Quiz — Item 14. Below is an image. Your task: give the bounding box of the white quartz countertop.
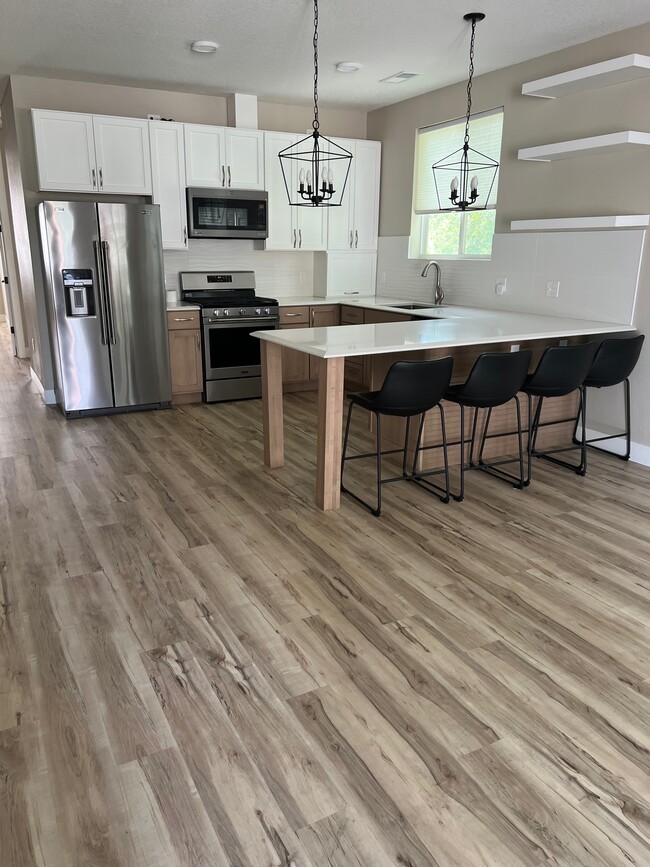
[254,307,633,359]
[276,295,446,316]
[166,302,201,312]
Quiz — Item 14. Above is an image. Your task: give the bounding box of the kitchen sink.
[390,302,436,310]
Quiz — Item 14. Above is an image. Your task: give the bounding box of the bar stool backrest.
[526,342,598,397]
[586,334,645,387]
[373,357,454,415]
[459,350,532,406]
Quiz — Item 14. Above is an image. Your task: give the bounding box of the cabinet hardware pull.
[355,230,358,248]
[173,317,194,321]
[183,226,187,246]
[299,229,302,248]
[349,231,354,249]
[228,165,231,186]
[92,168,97,188]
[222,166,225,187]
[284,312,301,317]
[293,229,297,249]
[311,308,314,323]
[99,168,104,189]
[196,334,200,349]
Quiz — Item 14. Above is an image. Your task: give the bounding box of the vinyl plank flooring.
[1,321,649,866]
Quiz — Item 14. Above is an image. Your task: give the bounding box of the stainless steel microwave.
[186,188,268,239]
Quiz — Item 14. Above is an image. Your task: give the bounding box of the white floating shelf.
[511,216,650,231]
[522,54,650,99]
[518,131,650,162]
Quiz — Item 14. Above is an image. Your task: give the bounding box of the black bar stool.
[523,342,598,479]
[444,350,532,501]
[341,357,454,516]
[572,334,645,461]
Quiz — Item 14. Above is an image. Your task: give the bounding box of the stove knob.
[223,309,230,316]
[264,307,270,315]
[213,309,219,317]
[240,308,246,315]
[255,307,262,315]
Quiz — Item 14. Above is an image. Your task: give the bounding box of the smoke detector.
[336,61,362,73]
[191,40,219,53]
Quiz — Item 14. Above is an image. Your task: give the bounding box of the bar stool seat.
[573,334,644,461]
[444,349,532,501]
[523,342,598,479]
[341,357,454,516]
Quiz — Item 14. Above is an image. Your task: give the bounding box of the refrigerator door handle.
[100,240,117,345]
[93,240,109,345]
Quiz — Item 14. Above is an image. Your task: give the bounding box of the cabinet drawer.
[344,359,364,382]
[167,310,200,330]
[280,306,310,325]
[341,305,364,325]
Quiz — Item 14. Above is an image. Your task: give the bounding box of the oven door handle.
[204,318,279,327]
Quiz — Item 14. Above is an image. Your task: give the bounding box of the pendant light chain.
[463,16,477,148]
[312,0,320,132]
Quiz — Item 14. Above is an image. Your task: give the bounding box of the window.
[409,108,503,259]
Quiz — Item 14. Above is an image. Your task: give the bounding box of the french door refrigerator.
[39,201,172,417]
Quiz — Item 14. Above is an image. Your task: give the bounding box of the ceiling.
[2,0,650,111]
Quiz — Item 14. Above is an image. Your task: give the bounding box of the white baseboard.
[579,425,650,468]
[29,366,57,405]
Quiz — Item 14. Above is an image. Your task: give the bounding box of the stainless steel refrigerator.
[39,201,172,417]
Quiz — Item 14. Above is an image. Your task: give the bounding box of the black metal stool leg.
[340,400,354,493]
[531,396,544,454]
[514,394,525,488]
[578,385,587,475]
[468,406,480,467]
[525,392,533,486]
[478,407,493,466]
[454,404,466,502]
[402,416,411,477]
[439,403,451,502]
[624,378,632,460]
[374,413,382,516]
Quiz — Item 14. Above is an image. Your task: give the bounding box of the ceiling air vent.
[380,71,420,84]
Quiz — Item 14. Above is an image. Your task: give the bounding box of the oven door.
[203,319,279,381]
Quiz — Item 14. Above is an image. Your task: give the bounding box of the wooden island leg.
[316,356,345,510]
[261,341,284,468]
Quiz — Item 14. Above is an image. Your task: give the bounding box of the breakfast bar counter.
[254,307,634,510]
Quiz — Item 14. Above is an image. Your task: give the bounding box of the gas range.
[179,271,280,404]
[180,271,279,322]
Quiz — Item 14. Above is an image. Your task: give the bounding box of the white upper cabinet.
[149,121,187,250]
[226,128,264,189]
[32,109,151,194]
[92,116,151,194]
[184,124,227,187]
[263,131,327,251]
[185,124,264,190]
[32,110,97,192]
[327,139,381,252]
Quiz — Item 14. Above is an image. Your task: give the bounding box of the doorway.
[0,222,18,356]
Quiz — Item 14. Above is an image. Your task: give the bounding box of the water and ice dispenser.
[62,269,96,317]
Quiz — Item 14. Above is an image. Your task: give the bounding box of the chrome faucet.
[421,260,444,306]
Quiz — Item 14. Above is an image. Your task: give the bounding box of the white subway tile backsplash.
[377,230,644,325]
[163,239,314,300]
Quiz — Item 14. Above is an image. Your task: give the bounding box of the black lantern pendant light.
[278,0,352,207]
[431,12,498,211]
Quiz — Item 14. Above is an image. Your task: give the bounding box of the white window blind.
[413,108,503,214]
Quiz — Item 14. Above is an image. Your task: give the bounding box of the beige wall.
[368,21,650,453]
[3,74,367,392]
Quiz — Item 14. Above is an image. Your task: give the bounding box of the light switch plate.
[495,278,507,295]
[545,280,560,298]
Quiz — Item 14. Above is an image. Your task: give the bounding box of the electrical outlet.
[545,280,560,298]
[510,343,520,352]
[495,277,507,295]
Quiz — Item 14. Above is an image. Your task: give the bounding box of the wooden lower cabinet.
[167,311,203,404]
[282,324,311,384]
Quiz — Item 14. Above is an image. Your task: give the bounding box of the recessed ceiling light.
[336,61,362,73]
[191,40,219,53]
[380,71,420,84]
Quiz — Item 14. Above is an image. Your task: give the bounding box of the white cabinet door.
[150,122,187,251]
[316,252,377,298]
[32,110,97,192]
[326,138,380,251]
[296,199,327,251]
[264,131,295,251]
[93,116,151,194]
[185,124,226,188]
[352,140,381,251]
[226,128,264,190]
[326,138,355,251]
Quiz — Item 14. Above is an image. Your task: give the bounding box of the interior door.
[38,201,114,412]
[97,203,171,408]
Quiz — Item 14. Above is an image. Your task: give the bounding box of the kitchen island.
[254,306,634,510]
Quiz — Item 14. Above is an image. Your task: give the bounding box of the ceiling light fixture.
[278,0,352,207]
[191,40,219,53]
[431,13,498,211]
[336,61,362,73]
